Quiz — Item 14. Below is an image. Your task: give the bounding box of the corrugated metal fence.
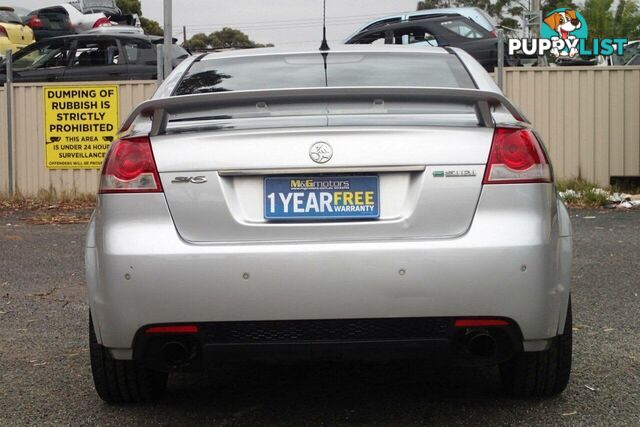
[0,81,157,197]
[503,66,640,186]
[1,67,640,196]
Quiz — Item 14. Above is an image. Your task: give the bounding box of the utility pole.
[183,25,187,45]
[163,0,172,80]
[531,0,541,38]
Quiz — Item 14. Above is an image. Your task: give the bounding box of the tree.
[580,0,640,41]
[183,27,273,50]
[417,0,447,9]
[183,33,210,50]
[115,0,163,36]
[581,0,614,39]
[611,0,640,38]
[542,0,579,16]
[140,17,163,36]
[115,0,141,15]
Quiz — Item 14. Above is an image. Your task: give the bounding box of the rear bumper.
[134,317,523,371]
[86,184,572,359]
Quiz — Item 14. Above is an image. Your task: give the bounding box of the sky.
[141,0,418,47]
[11,0,419,48]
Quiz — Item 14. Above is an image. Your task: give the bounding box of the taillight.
[99,136,163,193]
[483,127,552,184]
[0,26,7,38]
[27,15,44,29]
[489,29,497,38]
[93,17,112,28]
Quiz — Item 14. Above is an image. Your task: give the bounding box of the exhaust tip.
[466,332,496,358]
[162,341,192,366]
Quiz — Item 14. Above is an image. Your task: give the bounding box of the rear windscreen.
[0,11,21,24]
[174,52,475,95]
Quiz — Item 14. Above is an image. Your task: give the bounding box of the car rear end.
[25,8,74,41]
[0,8,34,55]
[86,46,572,403]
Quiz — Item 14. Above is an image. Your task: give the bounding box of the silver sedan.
[86,45,572,403]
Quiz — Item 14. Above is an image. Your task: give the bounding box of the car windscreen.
[0,10,22,24]
[11,41,70,69]
[174,52,475,95]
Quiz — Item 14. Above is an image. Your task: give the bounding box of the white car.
[34,3,111,33]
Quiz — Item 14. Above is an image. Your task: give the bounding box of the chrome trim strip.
[217,165,426,176]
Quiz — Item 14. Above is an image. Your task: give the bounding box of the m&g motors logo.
[508,8,627,58]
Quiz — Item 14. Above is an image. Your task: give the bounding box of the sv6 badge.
[172,176,208,184]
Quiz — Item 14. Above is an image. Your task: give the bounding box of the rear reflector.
[99,136,163,193]
[483,127,552,184]
[454,319,510,328]
[146,325,199,334]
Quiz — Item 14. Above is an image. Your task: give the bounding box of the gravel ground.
[0,208,638,426]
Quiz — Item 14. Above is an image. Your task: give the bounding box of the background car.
[0,33,189,83]
[346,14,515,71]
[0,7,34,57]
[28,3,111,34]
[23,8,74,41]
[346,6,499,38]
[70,0,121,16]
[611,40,640,65]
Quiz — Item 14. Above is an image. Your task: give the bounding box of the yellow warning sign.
[44,85,119,169]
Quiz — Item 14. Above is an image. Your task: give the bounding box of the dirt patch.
[0,199,94,224]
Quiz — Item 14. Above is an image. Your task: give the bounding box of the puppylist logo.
[508,8,627,58]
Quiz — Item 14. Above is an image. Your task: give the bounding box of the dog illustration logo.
[541,9,588,57]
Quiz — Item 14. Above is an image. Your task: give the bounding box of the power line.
[172,16,383,33]
[178,21,368,34]
[170,12,385,29]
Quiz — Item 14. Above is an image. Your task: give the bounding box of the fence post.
[497,30,504,91]
[5,49,13,196]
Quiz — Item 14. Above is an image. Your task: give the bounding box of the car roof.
[198,43,450,62]
[404,6,493,20]
[344,7,496,42]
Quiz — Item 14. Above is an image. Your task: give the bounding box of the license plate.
[264,176,380,220]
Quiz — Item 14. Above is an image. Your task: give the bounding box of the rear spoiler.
[120,87,529,136]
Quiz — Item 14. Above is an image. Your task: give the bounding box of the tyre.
[500,299,572,397]
[89,313,168,403]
